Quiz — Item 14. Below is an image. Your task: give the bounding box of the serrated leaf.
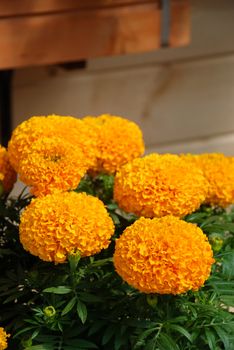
[61,296,77,316]
[77,299,87,324]
[43,286,72,294]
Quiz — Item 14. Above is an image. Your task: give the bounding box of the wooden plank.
[0,0,156,17]
[170,0,190,47]
[0,4,161,69]
[0,0,189,69]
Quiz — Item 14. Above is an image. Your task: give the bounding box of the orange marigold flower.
[114,153,208,218]
[19,192,115,263]
[18,137,88,197]
[181,153,234,207]
[0,327,10,350]
[114,216,214,295]
[83,114,145,174]
[8,115,98,171]
[0,146,17,193]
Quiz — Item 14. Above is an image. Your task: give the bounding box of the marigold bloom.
[83,114,145,174]
[19,192,115,263]
[0,327,10,350]
[0,146,17,193]
[114,153,208,218]
[114,216,214,294]
[181,153,234,207]
[8,115,98,171]
[18,137,88,197]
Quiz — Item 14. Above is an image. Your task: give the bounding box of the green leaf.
[205,328,217,350]
[109,212,120,225]
[214,326,230,349]
[77,299,87,324]
[88,320,106,336]
[78,292,102,303]
[13,326,36,339]
[168,324,192,342]
[43,286,72,294]
[64,339,98,349]
[68,252,81,273]
[24,345,54,350]
[61,296,77,316]
[102,324,116,345]
[158,333,179,350]
[222,251,234,279]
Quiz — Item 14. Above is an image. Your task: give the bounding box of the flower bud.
[209,234,223,252]
[146,294,158,308]
[43,306,56,318]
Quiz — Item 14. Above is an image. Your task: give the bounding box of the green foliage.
[0,180,234,349]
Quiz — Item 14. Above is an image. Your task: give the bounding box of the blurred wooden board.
[0,0,189,69]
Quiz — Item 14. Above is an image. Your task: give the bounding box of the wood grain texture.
[0,0,157,16]
[0,0,189,69]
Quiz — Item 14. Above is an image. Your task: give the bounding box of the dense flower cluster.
[0,146,17,193]
[18,137,88,197]
[84,114,145,174]
[8,115,98,172]
[0,327,9,350]
[114,216,214,294]
[181,153,234,207]
[114,153,208,218]
[19,192,115,263]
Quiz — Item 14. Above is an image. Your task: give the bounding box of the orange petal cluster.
[84,114,145,174]
[19,192,115,263]
[181,153,234,207]
[114,216,214,295]
[8,115,98,171]
[0,327,10,350]
[0,146,17,193]
[18,137,89,197]
[114,153,208,218]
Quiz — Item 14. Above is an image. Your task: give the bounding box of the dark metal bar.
[161,0,171,47]
[0,70,13,147]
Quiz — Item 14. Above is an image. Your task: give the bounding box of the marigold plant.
[18,137,89,197]
[19,191,115,263]
[1,114,234,350]
[181,153,234,207]
[84,114,145,174]
[114,153,208,218]
[8,115,98,171]
[0,146,17,193]
[0,327,9,350]
[114,216,215,294]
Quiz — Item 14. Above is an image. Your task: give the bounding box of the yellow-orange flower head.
[19,192,115,263]
[114,216,214,295]
[114,153,208,218]
[18,137,88,197]
[181,153,234,207]
[0,327,10,350]
[0,146,17,193]
[83,114,145,174]
[8,115,98,171]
